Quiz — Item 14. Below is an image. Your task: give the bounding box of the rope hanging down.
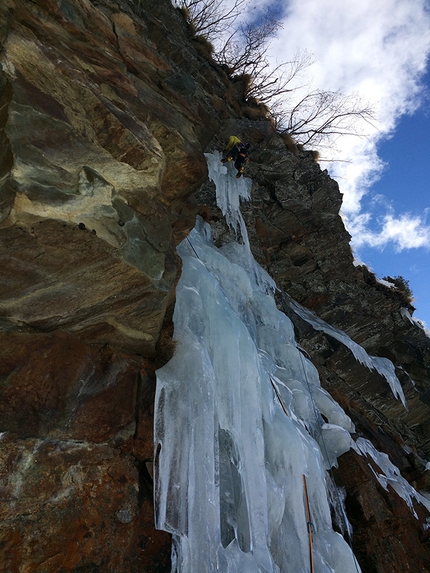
[303,474,315,573]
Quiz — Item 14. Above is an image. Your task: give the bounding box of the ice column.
[154,155,361,572]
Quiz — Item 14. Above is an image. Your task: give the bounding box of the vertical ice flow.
[155,153,364,572]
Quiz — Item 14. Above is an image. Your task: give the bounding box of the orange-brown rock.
[334,449,430,573]
[0,327,171,571]
[0,434,171,572]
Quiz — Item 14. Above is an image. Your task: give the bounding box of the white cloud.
[348,211,430,251]
[264,0,430,249]
[270,0,430,114]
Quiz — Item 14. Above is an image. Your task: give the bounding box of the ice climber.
[221,135,250,178]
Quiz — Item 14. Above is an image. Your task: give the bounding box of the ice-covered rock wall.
[154,155,361,572]
[154,153,430,572]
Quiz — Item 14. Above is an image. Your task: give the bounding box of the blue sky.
[355,97,430,325]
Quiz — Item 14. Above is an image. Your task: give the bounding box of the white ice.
[205,151,275,291]
[155,154,361,572]
[400,308,430,338]
[376,278,396,288]
[354,438,430,518]
[287,298,407,407]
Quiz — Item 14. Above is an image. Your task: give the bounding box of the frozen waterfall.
[154,152,362,572]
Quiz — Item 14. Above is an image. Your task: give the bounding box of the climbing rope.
[303,474,315,573]
[185,237,200,259]
[269,373,315,573]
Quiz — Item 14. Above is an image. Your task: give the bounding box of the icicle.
[287,297,407,407]
[205,151,275,292]
[326,474,354,540]
[154,156,361,572]
[204,151,251,238]
[353,438,430,518]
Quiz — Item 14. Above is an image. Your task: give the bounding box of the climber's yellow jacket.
[224,136,241,152]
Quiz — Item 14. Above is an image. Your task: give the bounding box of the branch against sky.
[173,0,251,42]
[216,13,283,75]
[175,0,376,155]
[273,89,377,149]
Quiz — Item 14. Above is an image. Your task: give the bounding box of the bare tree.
[272,89,376,150]
[174,0,250,42]
[216,14,282,75]
[176,0,377,152]
[245,49,315,103]
[215,13,315,106]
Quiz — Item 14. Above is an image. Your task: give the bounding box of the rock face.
[1,0,430,572]
[0,0,225,355]
[0,0,227,570]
